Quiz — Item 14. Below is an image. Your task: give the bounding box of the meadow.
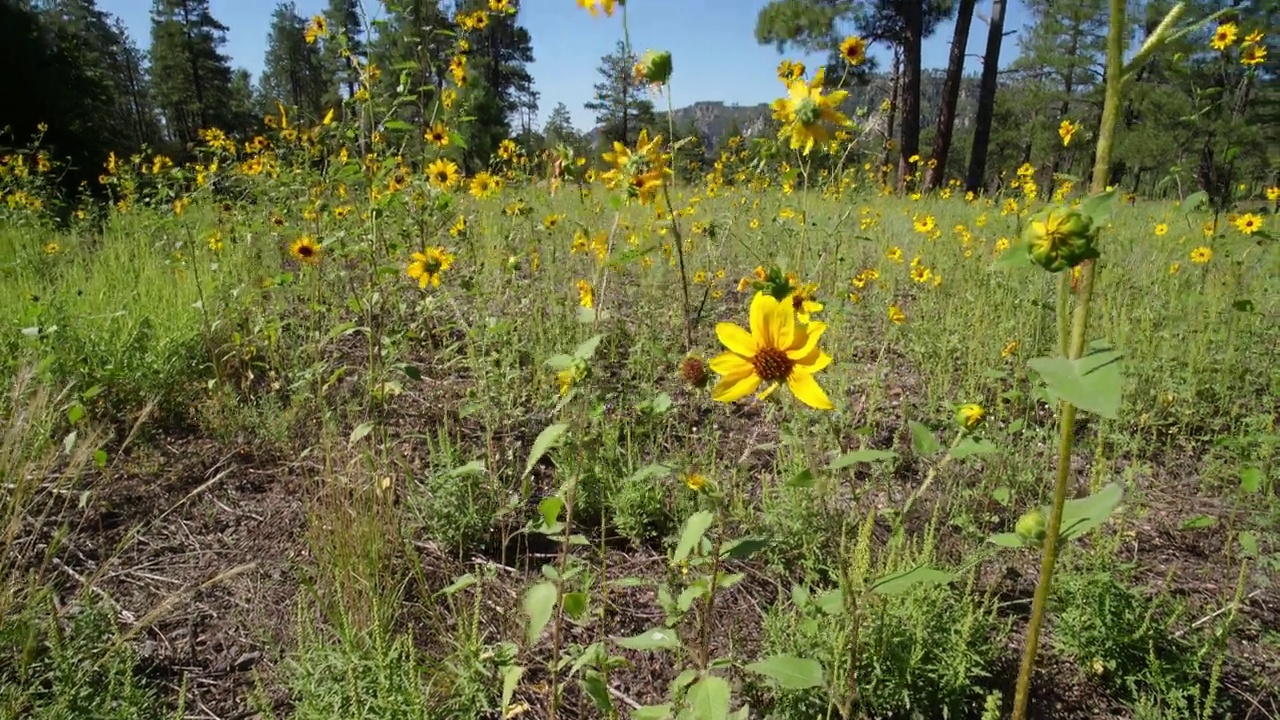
[1,9,1279,718]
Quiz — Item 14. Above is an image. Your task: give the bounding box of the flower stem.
[1011,0,1122,716]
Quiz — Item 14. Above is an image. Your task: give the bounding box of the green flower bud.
[1024,205,1099,272]
[1015,508,1047,547]
[636,49,673,85]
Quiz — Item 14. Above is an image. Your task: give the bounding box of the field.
[1,130,1279,719]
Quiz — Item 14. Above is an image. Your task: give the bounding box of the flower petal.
[799,351,832,374]
[787,322,826,359]
[712,369,761,404]
[771,296,797,349]
[709,351,752,376]
[787,370,833,410]
[749,292,778,348]
[715,322,758,357]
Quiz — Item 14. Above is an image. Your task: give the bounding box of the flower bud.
[956,403,985,431]
[636,49,673,85]
[1024,205,1099,272]
[1015,509,1047,547]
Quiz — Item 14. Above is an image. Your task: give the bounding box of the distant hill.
[590,70,981,154]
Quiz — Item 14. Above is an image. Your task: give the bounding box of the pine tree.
[454,0,536,165]
[584,40,655,148]
[923,0,975,189]
[322,0,362,102]
[965,0,1008,193]
[260,2,333,123]
[149,0,238,148]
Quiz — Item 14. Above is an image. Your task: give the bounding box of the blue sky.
[100,0,1030,130]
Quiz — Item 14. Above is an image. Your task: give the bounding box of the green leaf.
[524,423,569,477]
[785,468,815,488]
[438,573,477,596]
[1238,531,1258,558]
[1240,466,1262,494]
[544,353,577,370]
[616,627,681,651]
[951,438,999,460]
[1080,187,1119,226]
[909,421,941,456]
[830,449,897,469]
[632,704,674,720]
[992,486,1011,506]
[573,334,605,360]
[523,581,557,644]
[349,420,375,445]
[683,676,731,720]
[67,403,85,425]
[563,591,589,619]
[720,537,769,560]
[501,664,524,712]
[1056,483,1124,541]
[673,511,715,565]
[448,460,486,477]
[991,242,1034,271]
[628,463,673,482]
[988,532,1026,548]
[1028,348,1124,419]
[744,654,825,689]
[92,449,108,468]
[383,119,416,132]
[538,496,564,527]
[580,672,614,714]
[1180,514,1216,530]
[870,565,954,595]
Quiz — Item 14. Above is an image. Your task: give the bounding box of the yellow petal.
[798,350,832,374]
[716,322,757,357]
[749,292,778,348]
[787,370,833,410]
[712,368,761,403]
[709,351,752,376]
[786,322,826,359]
[771,296,797,349]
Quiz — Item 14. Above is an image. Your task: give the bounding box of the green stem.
[1011,0,1122,716]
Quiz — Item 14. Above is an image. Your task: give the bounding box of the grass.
[0,143,1277,719]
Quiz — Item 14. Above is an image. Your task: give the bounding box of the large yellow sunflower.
[407,246,455,288]
[709,292,833,410]
[426,158,459,189]
[290,235,322,264]
[771,68,851,156]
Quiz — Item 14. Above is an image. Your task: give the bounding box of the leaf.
[988,532,1026,548]
[522,582,557,645]
[720,537,769,560]
[1239,466,1262,494]
[67,403,85,425]
[628,463,673,483]
[1028,348,1124,418]
[1056,483,1124,541]
[1232,299,1255,313]
[538,496,564,527]
[563,591,589,619]
[382,119,416,132]
[523,423,568,477]
[349,421,375,445]
[92,449,108,468]
[785,468,815,488]
[544,353,577,370]
[673,511,715,565]
[991,486,1011,506]
[991,242,1034,271]
[448,460,486,477]
[870,565,954,595]
[951,438,999,460]
[830,449,897,469]
[632,704,674,720]
[909,421,941,456]
[683,676,731,720]
[616,627,681,651]
[580,672,614,714]
[1238,531,1258,558]
[438,573,477,596]
[1080,187,1119,226]
[1180,514,1216,530]
[573,334,605,360]
[744,654,825,689]
[501,664,524,712]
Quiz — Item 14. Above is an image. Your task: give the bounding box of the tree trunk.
[879,47,901,186]
[965,0,1008,194]
[925,0,976,191]
[896,0,924,193]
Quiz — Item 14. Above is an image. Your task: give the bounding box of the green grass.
[0,161,1276,719]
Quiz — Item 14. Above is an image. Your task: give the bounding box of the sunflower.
[1241,43,1267,66]
[1190,246,1213,264]
[1266,186,1279,202]
[290,236,322,264]
[576,0,616,17]
[771,68,851,156]
[1058,119,1078,147]
[426,158,459,189]
[469,171,500,199]
[407,246,456,288]
[1211,22,1237,51]
[789,283,824,324]
[425,123,450,147]
[387,167,410,192]
[1233,213,1262,235]
[576,279,594,308]
[839,35,867,66]
[709,291,833,410]
[1154,223,1168,236]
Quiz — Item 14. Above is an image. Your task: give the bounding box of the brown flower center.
[297,245,315,257]
[752,346,793,383]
